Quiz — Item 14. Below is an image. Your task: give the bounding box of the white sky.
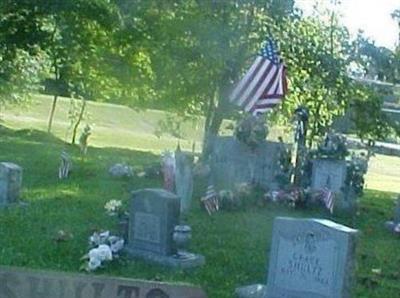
[296,0,399,50]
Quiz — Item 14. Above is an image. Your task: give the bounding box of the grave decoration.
[0,162,22,207]
[59,150,72,179]
[108,163,134,178]
[81,231,124,271]
[104,199,129,240]
[126,188,205,269]
[385,195,400,234]
[235,217,358,298]
[78,124,91,155]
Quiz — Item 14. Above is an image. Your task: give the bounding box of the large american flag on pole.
[229,38,287,115]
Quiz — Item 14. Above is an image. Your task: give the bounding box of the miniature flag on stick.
[229,38,287,115]
[59,150,72,179]
[321,187,335,213]
[201,184,219,215]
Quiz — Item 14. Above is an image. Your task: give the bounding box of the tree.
[114,0,296,156]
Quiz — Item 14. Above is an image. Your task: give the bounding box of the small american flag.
[229,38,287,115]
[201,184,219,215]
[321,187,335,213]
[59,150,72,179]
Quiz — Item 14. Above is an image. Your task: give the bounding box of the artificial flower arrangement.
[81,231,124,271]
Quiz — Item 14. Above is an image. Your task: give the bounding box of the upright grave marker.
[126,188,204,269]
[311,159,347,192]
[175,148,194,213]
[0,162,22,206]
[210,137,285,190]
[265,217,358,298]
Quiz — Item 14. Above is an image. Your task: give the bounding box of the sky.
[296,0,399,50]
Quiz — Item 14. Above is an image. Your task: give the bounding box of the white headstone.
[265,217,358,298]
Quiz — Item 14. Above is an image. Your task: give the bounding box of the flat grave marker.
[0,266,207,298]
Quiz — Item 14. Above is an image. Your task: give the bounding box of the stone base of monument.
[235,284,266,298]
[125,248,205,269]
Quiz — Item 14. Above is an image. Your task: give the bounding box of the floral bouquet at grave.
[104,200,127,218]
[81,231,124,272]
[218,183,264,211]
[264,188,307,208]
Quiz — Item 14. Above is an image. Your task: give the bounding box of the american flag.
[321,187,335,214]
[201,184,219,215]
[59,150,71,179]
[229,38,287,115]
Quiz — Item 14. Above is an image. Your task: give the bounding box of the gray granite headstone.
[311,159,347,192]
[128,189,180,256]
[0,265,208,298]
[210,137,285,190]
[0,162,22,206]
[126,188,204,269]
[175,149,193,213]
[265,217,358,298]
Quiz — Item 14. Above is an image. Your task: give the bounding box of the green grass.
[1,94,400,297]
[0,125,400,297]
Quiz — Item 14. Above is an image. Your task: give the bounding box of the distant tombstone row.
[0,162,22,207]
[236,217,358,298]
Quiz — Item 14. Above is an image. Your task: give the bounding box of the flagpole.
[293,107,309,187]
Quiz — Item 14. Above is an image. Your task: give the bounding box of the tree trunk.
[71,98,86,144]
[47,95,58,133]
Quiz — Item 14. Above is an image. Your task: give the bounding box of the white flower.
[104,200,122,215]
[87,257,102,271]
[110,239,124,253]
[97,244,113,261]
[89,247,102,260]
[89,232,100,246]
[99,231,110,243]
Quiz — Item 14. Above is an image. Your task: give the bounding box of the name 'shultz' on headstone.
[0,266,207,298]
[210,137,285,190]
[0,162,22,206]
[265,217,358,298]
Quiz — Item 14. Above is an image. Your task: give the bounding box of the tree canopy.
[0,0,399,147]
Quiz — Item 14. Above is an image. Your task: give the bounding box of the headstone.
[125,188,204,269]
[0,162,22,206]
[0,266,207,298]
[265,217,358,298]
[174,149,193,213]
[210,137,285,191]
[311,159,347,192]
[161,152,175,192]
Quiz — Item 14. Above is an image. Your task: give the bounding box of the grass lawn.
[1,95,400,297]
